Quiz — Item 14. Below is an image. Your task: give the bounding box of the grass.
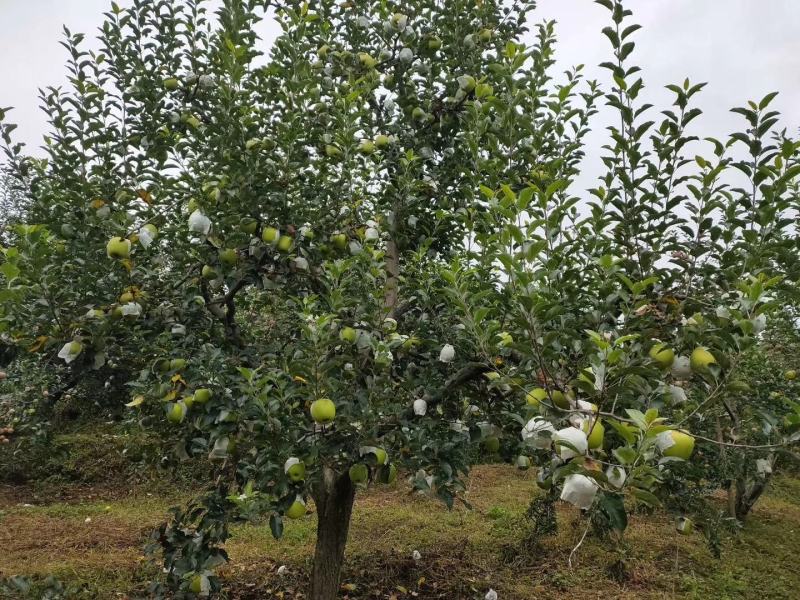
[2,465,800,599]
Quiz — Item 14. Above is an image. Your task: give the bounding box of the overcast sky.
[1,0,798,171]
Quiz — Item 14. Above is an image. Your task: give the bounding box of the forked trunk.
[734,474,772,521]
[310,467,356,600]
[733,454,776,522]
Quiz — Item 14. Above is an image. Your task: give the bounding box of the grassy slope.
[2,466,799,599]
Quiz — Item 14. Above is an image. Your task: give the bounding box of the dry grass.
[2,465,800,599]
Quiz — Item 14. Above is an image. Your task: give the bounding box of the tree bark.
[714,415,739,520]
[734,454,776,521]
[310,467,356,600]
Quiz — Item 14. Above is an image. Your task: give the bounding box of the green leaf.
[613,446,637,464]
[599,493,628,532]
[758,91,779,110]
[631,488,662,507]
[269,513,284,539]
[625,409,648,431]
[0,262,20,283]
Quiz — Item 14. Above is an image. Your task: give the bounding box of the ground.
[2,465,799,599]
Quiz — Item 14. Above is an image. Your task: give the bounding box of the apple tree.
[0,0,598,596]
[440,0,800,556]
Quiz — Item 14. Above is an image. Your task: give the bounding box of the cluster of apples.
[0,370,13,443]
[348,450,397,487]
[198,219,315,281]
[512,341,709,484]
[649,342,717,377]
[325,133,395,159]
[165,387,213,424]
[145,358,214,425]
[0,425,14,445]
[281,449,396,522]
[105,224,159,261]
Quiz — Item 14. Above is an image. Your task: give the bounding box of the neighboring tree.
[1,1,799,599]
[1,172,25,243]
[443,0,800,550]
[705,309,800,522]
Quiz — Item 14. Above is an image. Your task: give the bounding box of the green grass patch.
[3,467,800,599]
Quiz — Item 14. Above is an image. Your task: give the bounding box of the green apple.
[286,497,306,519]
[401,335,420,351]
[583,419,605,450]
[317,45,330,59]
[690,347,716,371]
[310,398,336,424]
[276,235,293,253]
[785,370,797,381]
[377,463,397,484]
[349,463,369,484]
[169,358,187,371]
[106,237,131,259]
[550,390,570,410]
[330,233,348,251]
[193,388,212,404]
[284,457,306,482]
[358,139,376,155]
[163,77,179,90]
[155,359,171,372]
[358,52,378,69]
[374,134,391,149]
[662,430,695,460]
[167,402,186,424]
[457,75,476,92]
[676,516,693,535]
[340,326,358,343]
[649,343,675,369]
[427,36,442,50]
[516,455,531,470]
[189,575,204,594]
[526,388,547,407]
[483,436,500,454]
[141,223,158,239]
[119,291,135,304]
[68,341,82,355]
[219,248,238,266]
[478,28,493,42]
[325,144,342,158]
[201,265,218,280]
[373,447,388,465]
[262,226,279,245]
[240,218,258,234]
[411,107,426,121]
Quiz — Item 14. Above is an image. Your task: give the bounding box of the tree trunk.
[714,416,738,519]
[733,454,776,521]
[310,467,356,600]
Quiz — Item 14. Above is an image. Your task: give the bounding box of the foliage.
[0,0,799,597]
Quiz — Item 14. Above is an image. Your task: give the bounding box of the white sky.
[1,0,798,174]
